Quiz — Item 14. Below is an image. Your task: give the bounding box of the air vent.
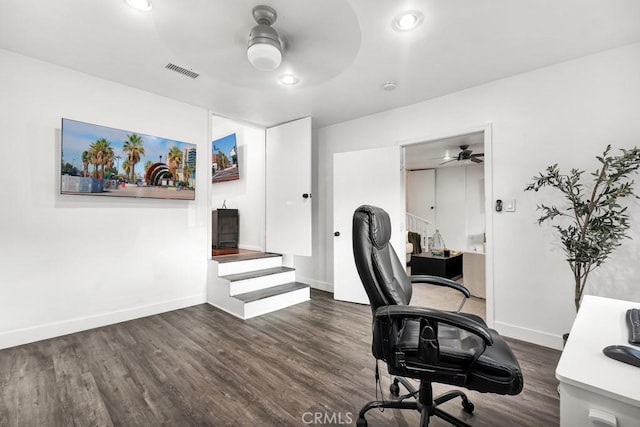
[165,63,199,79]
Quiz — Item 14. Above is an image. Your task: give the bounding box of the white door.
[265,117,312,256]
[407,169,436,224]
[333,146,404,304]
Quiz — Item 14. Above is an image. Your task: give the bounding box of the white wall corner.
[297,276,333,293]
[493,320,564,351]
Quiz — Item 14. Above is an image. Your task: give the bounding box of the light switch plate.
[504,199,516,212]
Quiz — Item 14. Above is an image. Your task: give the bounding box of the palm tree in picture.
[89,144,99,178]
[123,134,145,182]
[183,163,192,188]
[89,138,110,178]
[122,159,131,183]
[167,145,183,181]
[103,143,115,178]
[81,150,91,177]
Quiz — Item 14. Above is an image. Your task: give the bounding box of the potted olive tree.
[525,145,640,312]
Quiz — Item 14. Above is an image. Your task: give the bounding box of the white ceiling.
[1,0,640,128]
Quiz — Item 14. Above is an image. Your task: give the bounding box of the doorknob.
[302,193,311,199]
[334,231,340,237]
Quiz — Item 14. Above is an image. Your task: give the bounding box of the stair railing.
[406,212,432,252]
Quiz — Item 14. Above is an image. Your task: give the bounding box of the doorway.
[402,126,493,325]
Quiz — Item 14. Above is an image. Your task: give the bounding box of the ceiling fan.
[440,145,484,165]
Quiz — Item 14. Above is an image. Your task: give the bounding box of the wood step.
[221,266,295,282]
[234,282,309,303]
[214,252,281,263]
[215,253,283,277]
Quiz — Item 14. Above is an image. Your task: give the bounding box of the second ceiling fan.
[441,145,484,165]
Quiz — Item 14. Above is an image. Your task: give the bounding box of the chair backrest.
[352,205,413,314]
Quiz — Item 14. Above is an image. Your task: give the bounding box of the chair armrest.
[374,305,493,346]
[410,275,471,298]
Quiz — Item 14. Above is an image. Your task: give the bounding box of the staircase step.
[215,253,282,276]
[214,252,281,263]
[221,266,295,282]
[234,282,309,303]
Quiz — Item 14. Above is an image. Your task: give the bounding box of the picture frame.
[60,118,196,200]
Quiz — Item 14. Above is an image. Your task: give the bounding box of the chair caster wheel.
[389,381,400,396]
[462,400,475,414]
[356,417,368,427]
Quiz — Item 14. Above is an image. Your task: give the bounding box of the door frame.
[399,123,494,327]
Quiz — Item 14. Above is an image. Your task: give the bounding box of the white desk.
[556,295,640,426]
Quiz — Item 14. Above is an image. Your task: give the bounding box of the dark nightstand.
[410,251,463,280]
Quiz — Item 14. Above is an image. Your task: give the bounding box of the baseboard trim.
[0,293,206,350]
[297,276,333,293]
[493,320,563,350]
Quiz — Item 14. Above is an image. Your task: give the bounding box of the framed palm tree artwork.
[60,118,196,200]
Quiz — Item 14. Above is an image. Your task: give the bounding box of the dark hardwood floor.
[0,290,560,426]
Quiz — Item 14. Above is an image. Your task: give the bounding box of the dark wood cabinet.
[212,209,239,249]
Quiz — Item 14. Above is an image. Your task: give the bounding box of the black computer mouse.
[603,345,640,368]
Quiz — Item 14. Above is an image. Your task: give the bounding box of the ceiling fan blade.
[470,153,484,157]
[470,157,483,163]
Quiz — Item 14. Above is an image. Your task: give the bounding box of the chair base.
[356,378,474,427]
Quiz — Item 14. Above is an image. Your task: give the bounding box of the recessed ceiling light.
[392,11,423,31]
[382,81,397,91]
[279,74,299,85]
[125,0,152,12]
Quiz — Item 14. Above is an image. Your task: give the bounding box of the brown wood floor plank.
[0,289,560,426]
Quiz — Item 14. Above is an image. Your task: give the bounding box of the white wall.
[434,165,485,252]
[0,49,210,349]
[312,42,640,349]
[464,165,485,252]
[211,117,266,252]
[435,167,467,251]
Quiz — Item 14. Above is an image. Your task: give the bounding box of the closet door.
[265,117,312,256]
[407,169,435,224]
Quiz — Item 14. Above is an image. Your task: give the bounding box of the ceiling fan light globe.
[247,42,282,71]
[247,22,282,71]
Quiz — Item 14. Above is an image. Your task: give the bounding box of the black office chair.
[352,205,523,427]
